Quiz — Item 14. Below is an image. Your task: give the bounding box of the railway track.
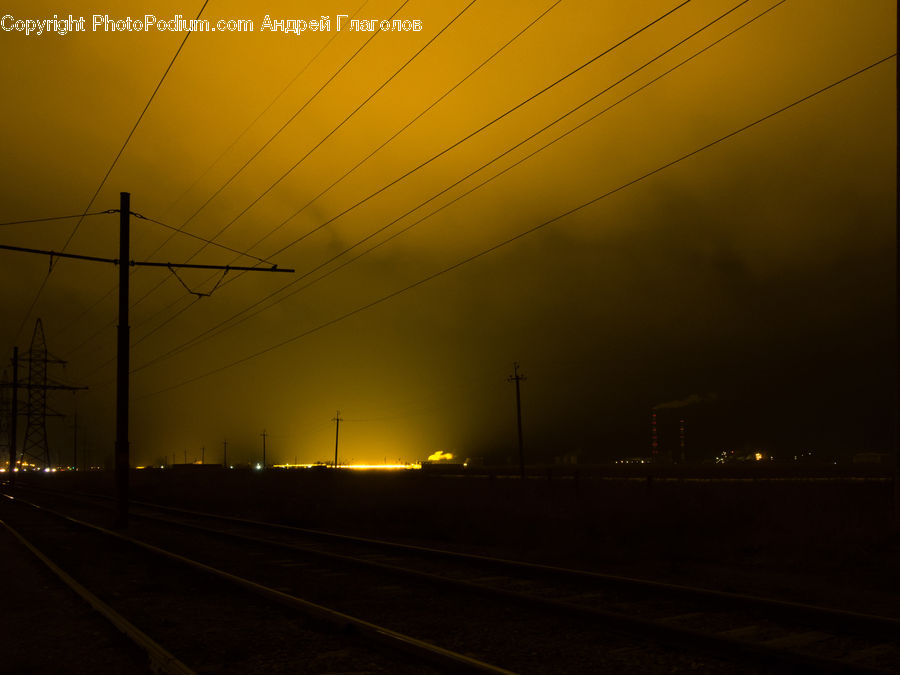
[0,491,509,674]
[5,485,900,674]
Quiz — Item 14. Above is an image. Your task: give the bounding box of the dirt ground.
[14,468,900,617]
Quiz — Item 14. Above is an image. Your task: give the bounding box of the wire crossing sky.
[0,0,895,469]
[121,0,785,378]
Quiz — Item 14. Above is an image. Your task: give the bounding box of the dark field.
[17,467,900,615]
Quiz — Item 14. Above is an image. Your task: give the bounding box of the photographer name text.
[1,14,423,36]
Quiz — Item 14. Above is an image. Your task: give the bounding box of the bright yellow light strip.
[342,464,421,470]
[271,463,422,470]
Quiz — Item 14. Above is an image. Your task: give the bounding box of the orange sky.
[0,0,895,467]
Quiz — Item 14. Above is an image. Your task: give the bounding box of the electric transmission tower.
[19,319,86,469]
[0,367,10,464]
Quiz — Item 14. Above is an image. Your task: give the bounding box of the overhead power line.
[92,0,693,374]
[95,0,412,352]
[130,211,275,266]
[265,0,694,262]
[172,0,411,240]
[152,0,373,236]
[118,0,468,336]
[13,0,210,343]
[135,51,897,398]
[54,207,283,360]
[234,0,566,261]
[129,0,762,373]
[0,211,117,226]
[155,0,692,314]
[67,0,482,368]
[51,1,374,351]
[189,0,479,259]
[84,0,566,365]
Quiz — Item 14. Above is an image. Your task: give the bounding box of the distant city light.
[342,464,420,470]
[271,462,421,471]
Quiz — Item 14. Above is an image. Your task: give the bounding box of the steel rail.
[123,508,897,674]
[1,493,517,675]
[113,492,900,640]
[0,517,196,675]
[9,487,897,675]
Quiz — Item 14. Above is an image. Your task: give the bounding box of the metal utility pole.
[223,439,227,467]
[10,347,18,486]
[115,193,130,527]
[0,192,293,525]
[332,411,342,468]
[201,446,205,465]
[261,430,267,469]
[508,363,526,479]
[72,391,79,470]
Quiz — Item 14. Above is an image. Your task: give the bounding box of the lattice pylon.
[22,319,51,469]
[0,367,10,468]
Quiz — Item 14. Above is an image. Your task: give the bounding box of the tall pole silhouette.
[115,192,130,527]
[508,363,526,479]
[0,193,293,522]
[72,391,79,470]
[332,411,342,468]
[9,347,18,486]
[261,429,267,468]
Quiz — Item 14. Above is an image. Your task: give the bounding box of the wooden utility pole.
[261,430,267,469]
[508,362,526,479]
[332,411,342,468]
[223,439,227,467]
[201,446,205,464]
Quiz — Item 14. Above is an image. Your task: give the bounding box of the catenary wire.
[63,0,462,365]
[265,0,693,260]
[148,0,373,241]
[0,211,117,226]
[127,0,755,374]
[168,0,411,241]
[13,0,210,344]
[104,0,412,339]
[51,2,372,347]
[133,53,896,398]
[130,212,274,266]
[185,0,479,262]
[82,0,691,373]
[212,0,566,268]
[122,0,476,328]
[79,0,567,364]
